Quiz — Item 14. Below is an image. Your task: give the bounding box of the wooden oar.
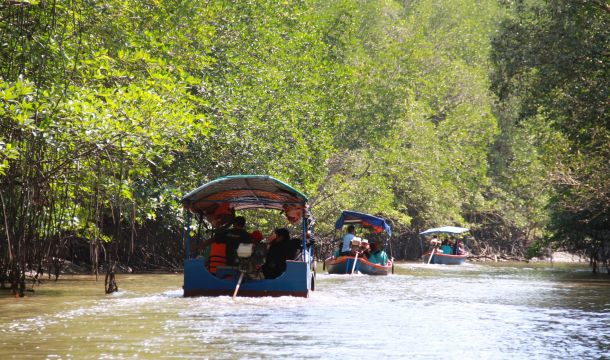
[427,248,435,265]
[232,272,245,299]
[350,252,359,275]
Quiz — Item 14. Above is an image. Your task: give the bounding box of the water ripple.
[0,265,608,359]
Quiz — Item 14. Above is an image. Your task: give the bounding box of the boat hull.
[422,252,468,265]
[324,256,391,275]
[183,259,312,297]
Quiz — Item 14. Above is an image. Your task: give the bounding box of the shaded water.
[0,263,609,359]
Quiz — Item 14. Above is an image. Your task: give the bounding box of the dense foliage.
[0,0,607,294]
[491,0,610,271]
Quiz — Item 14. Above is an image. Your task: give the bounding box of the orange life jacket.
[208,243,227,273]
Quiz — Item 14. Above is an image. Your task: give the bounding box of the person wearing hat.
[367,239,388,265]
[360,239,371,259]
[348,237,363,257]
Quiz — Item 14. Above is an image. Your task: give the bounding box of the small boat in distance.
[420,226,469,265]
[181,175,315,297]
[325,256,392,275]
[324,210,393,275]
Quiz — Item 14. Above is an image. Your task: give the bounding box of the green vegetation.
[490,0,610,272]
[0,0,608,294]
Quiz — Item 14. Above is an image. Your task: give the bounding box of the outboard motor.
[237,243,253,258]
[237,243,259,278]
[232,243,254,298]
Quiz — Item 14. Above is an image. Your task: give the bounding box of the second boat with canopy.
[324,210,393,275]
[420,226,469,265]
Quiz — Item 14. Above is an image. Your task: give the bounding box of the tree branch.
[581,0,610,15]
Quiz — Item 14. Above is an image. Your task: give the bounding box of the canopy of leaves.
[491,0,610,268]
[2,0,605,278]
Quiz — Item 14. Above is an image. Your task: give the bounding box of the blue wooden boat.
[420,226,470,265]
[325,210,393,275]
[181,175,315,297]
[325,255,392,275]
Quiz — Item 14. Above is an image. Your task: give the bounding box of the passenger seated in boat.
[224,216,252,266]
[340,225,356,255]
[202,216,252,275]
[456,240,466,255]
[440,239,453,255]
[199,217,234,274]
[367,239,388,265]
[262,228,292,279]
[206,236,227,275]
[348,237,365,258]
[360,239,371,258]
[249,230,267,271]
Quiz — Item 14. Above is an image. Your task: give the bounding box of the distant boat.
[420,226,469,265]
[181,175,315,297]
[324,210,393,275]
[421,252,468,265]
[325,255,392,275]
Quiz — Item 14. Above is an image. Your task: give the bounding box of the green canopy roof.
[182,175,308,214]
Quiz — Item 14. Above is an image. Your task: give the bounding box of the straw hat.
[351,237,362,245]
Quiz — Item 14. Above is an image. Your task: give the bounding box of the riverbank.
[469,251,588,264]
[545,251,588,263]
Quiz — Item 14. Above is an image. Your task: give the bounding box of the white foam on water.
[1,265,608,359]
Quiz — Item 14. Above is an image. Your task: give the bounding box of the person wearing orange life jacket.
[202,224,231,274]
[202,216,252,274]
[207,241,227,274]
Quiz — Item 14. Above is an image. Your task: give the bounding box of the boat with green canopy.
[181,175,315,297]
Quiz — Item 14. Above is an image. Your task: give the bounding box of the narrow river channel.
[1,262,608,359]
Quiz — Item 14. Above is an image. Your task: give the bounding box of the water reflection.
[0,264,608,359]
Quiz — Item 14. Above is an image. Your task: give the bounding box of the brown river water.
[0,262,608,359]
